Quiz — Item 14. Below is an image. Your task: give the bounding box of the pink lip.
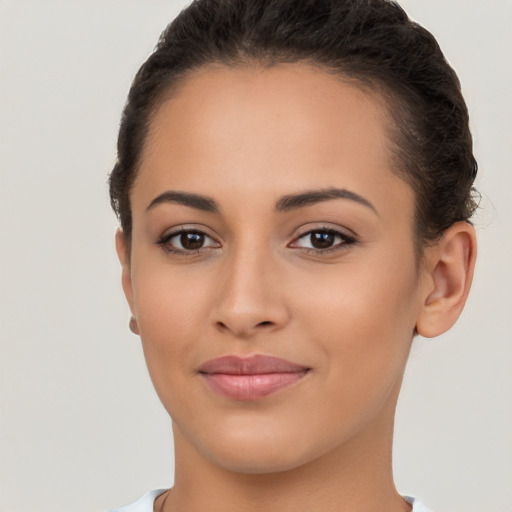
[197,354,311,400]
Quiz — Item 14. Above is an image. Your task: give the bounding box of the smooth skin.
[116,64,476,512]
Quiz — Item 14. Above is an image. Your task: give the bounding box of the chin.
[185,416,339,476]
[207,444,315,475]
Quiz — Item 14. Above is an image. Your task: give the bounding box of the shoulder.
[108,489,167,512]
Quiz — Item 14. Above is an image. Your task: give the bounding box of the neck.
[160,387,410,512]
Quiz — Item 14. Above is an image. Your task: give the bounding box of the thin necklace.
[159,489,170,512]
[159,489,412,511]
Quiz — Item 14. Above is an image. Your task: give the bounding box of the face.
[119,64,429,474]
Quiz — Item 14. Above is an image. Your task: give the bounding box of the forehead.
[133,64,413,222]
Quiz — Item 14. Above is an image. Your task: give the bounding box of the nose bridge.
[213,237,289,337]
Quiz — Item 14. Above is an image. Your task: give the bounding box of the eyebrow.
[146,191,220,213]
[275,187,378,215]
[146,187,377,216]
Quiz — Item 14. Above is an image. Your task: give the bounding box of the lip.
[197,354,311,400]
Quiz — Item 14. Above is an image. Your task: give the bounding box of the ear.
[115,228,136,318]
[416,222,477,338]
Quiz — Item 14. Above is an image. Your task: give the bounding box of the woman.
[108,0,477,510]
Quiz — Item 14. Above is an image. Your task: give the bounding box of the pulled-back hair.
[109,0,478,248]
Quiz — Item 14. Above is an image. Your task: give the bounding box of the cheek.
[132,256,211,334]
[286,263,418,443]
[294,250,420,382]
[130,263,213,397]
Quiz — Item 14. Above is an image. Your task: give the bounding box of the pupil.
[311,231,334,249]
[181,232,204,250]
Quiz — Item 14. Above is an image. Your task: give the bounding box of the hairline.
[124,59,436,263]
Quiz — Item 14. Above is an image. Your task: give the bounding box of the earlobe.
[416,222,477,338]
[129,316,140,335]
[115,228,135,316]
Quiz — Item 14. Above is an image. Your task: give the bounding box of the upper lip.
[197,354,310,375]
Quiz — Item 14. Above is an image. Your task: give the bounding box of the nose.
[211,245,291,339]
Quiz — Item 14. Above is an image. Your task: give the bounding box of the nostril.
[216,321,228,330]
[257,321,274,327]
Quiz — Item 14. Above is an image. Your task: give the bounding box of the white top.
[109,489,431,511]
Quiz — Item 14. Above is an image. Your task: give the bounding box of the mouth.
[197,354,311,401]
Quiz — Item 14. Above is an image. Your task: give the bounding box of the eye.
[157,229,220,255]
[290,227,356,254]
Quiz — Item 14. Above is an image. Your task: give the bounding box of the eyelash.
[156,226,357,257]
[156,229,220,257]
[291,227,357,256]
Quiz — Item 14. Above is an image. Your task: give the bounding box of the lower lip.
[200,371,309,400]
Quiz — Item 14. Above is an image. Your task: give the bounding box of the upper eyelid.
[160,224,218,240]
[165,230,217,241]
[290,229,355,245]
[292,224,357,240]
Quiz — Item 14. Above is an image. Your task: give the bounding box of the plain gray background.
[1,1,511,511]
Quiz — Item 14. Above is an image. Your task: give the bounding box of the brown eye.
[158,229,220,254]
[290,228,356,254]
[180,232,205,250]
[310,231,336,249]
